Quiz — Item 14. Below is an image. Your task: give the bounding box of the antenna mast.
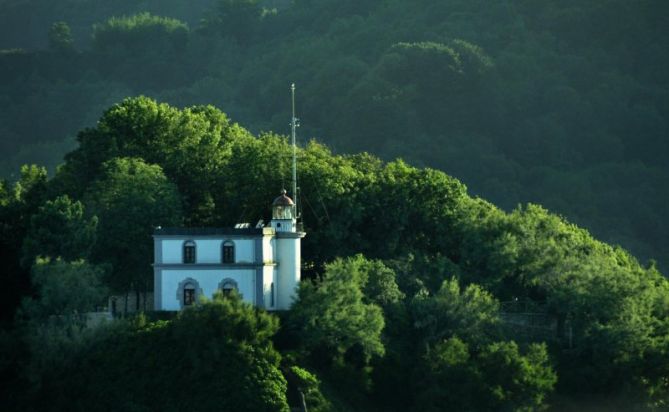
[291,83,299,217]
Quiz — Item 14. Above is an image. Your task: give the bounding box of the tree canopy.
[289,256,386,365]
[86,157,182,297]
[27,293,290,412]
[1,94,668,410]
[2,0,668,277]
[21,195,97,268]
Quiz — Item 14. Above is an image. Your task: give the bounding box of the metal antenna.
[291,83,299,218]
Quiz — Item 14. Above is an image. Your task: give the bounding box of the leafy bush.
[29,293,289,411]
[21,195,97,268]
[92,12,188,53]
[286,366,332,412]
[289,256,386,365]
[414,338,556,412]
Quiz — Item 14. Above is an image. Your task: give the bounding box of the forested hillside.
[0,0,667,272]
[1,97,668,411]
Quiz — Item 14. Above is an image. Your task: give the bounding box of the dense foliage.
[0,0,667,275]
[21,258,108,319]
[2,96,667,410]
[18,293,289,411]
[414,338,556,412]
[92,12,189,54]
[289,256,387,365]
[21,194,97,268]
[85,157,182,300]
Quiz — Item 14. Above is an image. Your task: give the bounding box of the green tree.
[13,164,48,209]
[21,195,97,268]
[31,293,290,412]
[545,254,669,402]
[61,97,245,223]
[48,21,74,53]
[20,258,108,320]
[200,0,262,43]
[286,366,332,412]
[0,165,48,325]
[411,277,501,347]
[358,257,404,307]
[290,256,385,365]
[86,157,182,309]
[414,338,556,412]
[92,12,189,53]
[16,259,110,396]
[475,341,556,411]
[413,337,479,411]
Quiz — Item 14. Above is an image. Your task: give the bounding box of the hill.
[1,97,668,411]
[0,0,667,273]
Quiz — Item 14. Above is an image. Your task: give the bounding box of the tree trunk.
[299,390,308,412]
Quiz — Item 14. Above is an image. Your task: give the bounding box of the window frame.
[177,278,201,309]
[183,284,196,306]
[219,278,238,297]
[222,240,235,264]
[183,240,196,264]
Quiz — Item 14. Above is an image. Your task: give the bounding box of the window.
[177,278,201,308]
[272,204,295,220]
[183,240,196,264]
[270,282,275,307]
[183,283,196,306]
[219,278,238,296]
[222,240,235,263]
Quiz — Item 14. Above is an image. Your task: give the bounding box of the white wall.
[158,269,255,310]
[160,238,256,264]
[262,266,277,310]
[261,236,271,263]
[276,237,300,310]
[270,218,296,232]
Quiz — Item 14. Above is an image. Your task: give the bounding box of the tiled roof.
[154,227,264,236]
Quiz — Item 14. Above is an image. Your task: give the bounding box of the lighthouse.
[270,189,305,309]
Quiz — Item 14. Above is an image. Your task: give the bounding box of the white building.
[153,191,305,311]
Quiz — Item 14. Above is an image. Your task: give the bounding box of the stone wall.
[109,292,154,316]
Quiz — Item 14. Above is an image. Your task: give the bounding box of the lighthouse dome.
[272,190,295,221]
[272,189,294,207]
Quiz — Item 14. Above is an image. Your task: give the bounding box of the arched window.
[183,240,196,264]
[219,278,238,296]
[222,240,235,263]
[177,278,201,308]
[183,282,196,306]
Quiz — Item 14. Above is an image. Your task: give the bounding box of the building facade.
[153,191,305,311]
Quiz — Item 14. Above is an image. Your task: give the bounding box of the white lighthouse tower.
[270,190,304,309]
